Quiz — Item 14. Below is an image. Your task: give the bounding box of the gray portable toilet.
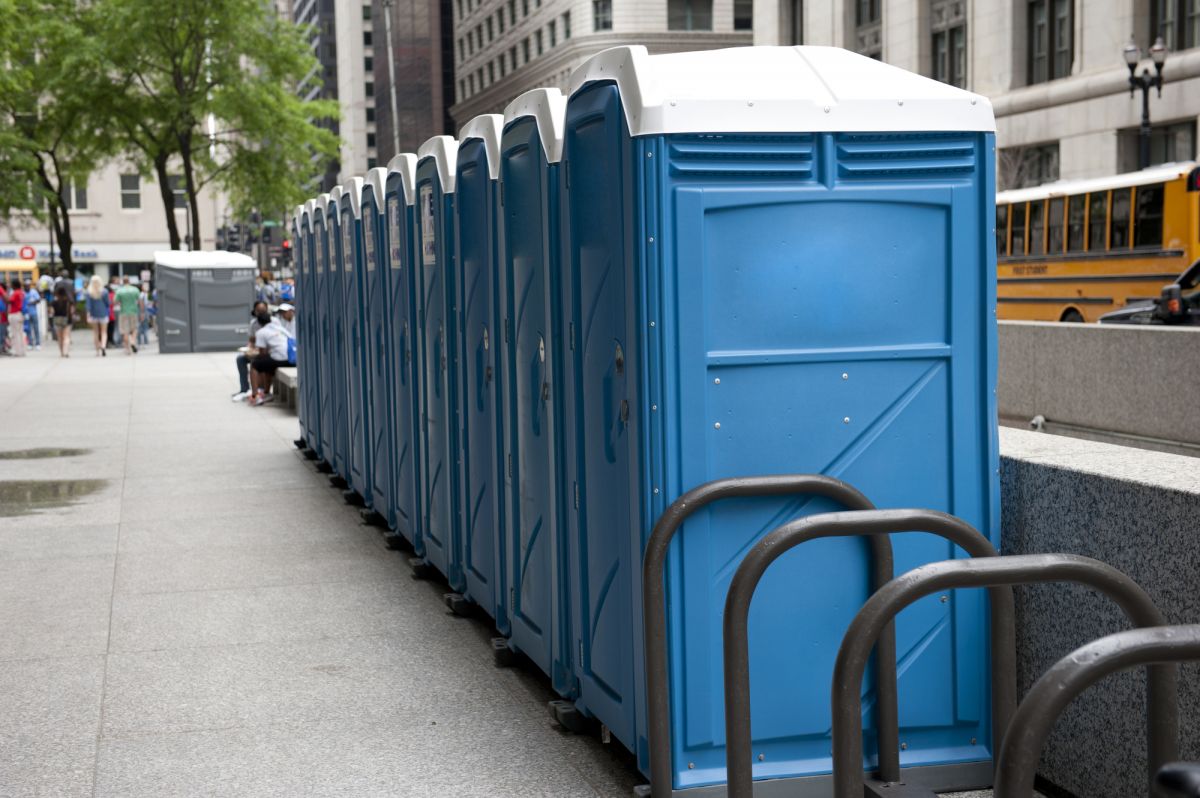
[154,251,258,353]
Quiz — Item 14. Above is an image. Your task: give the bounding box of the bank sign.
[0,245,101,261]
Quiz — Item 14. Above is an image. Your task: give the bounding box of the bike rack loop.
[995,625,1200,798]
[642,475,884,797]
[722,508,1014,798]
[830,554,1176,798]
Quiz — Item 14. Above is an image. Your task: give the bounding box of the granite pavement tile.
[0,522,119,561]
[0,555,115,661]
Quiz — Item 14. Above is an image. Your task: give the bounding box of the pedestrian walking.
[114,277,140,355]
[51,269,73,343]
[85,276,110,357]
[23,279,41,350]
[106,277,120,348]
[136,285,151,347]
[7,279,27,357]
[51,284,74,358]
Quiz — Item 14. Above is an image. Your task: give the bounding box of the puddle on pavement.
[0,447,92,460]
[0,480,108,518]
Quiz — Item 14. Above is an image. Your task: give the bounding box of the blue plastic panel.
[500,117,570,694]
[385,178,422,546]
[317,205,345,478]
[362,186,393,523]
[455,139,504,621]
[560,83,640,744]
[340,202,372,500]
[297,215,321,453]
[415,157,462,587]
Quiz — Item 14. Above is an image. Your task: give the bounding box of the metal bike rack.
[721,508,1013,798]
[641,475,882,797]
[830,553,1176,798]
[995,625,1200,798]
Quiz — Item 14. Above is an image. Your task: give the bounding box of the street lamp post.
[381,0,402,158]
[1123,35,1168,170]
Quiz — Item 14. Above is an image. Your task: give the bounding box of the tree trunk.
[35,157,75,276]
[153,152,182,250]
[179,129,202,250]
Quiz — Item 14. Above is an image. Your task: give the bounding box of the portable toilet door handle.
[538,335,549,402]
[483,325,493,383]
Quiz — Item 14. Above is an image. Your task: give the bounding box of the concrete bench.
[273,367,298,411]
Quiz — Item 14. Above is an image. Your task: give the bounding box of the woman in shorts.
[51,284,74,357]
[84,276,110,356]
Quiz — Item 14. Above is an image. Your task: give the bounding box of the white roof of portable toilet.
[313,193,330,219]
[365,167,388,214]
[458,114,504,180]
[302,199,315,226]
[336,177,364,218]
[417,136,460,194]
[566,45,995,136]
[387,153,419,206]
[503,88,567,164]
[153,251,257,269]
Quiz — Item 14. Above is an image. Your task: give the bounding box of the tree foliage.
[0,0,338,257]
[0,0,116,274]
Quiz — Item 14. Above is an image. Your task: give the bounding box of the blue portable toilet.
[361,168,392,523]
[300,199,321,456]
[452,113,506,625]
[313,192,345,478]
[560,45,998,792]
[384,153,423,547]
[414,136,463,587]
[499,88,571,694]
[336,178,372,503]
[291,205,311,448]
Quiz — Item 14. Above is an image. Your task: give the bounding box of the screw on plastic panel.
[841,373,848,380]
[823,105,831,113]
[653,487,660,495]
[648,236,654,243]
[714,378,720,385]
[843,417,850,424]
[940,595,949,603]
[714,422,721,430]
[647,152,653,158]
[901,743,908,750]
[688,763,695,770]
[757,753,765,761]
[970,737,977,745]
[651,404,657,411]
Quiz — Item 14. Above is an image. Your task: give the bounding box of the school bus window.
[1133,182,1164,249]
[1111,188,1131,249]
[1011,202,1027,256]
[1066,194,1085,252]
[1029,199,1046,256]
[1087,191,1107,251]
[1047,197,1064,254]
[996,205,1009,257]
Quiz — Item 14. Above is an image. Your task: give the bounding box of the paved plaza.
[0,333,640,797]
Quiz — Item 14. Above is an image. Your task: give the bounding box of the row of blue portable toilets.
[290,45,1000,796]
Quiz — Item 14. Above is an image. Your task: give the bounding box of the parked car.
[1099,258,1200,325]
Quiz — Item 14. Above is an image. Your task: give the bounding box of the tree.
[99,0,339,249]
[0,0,117,275]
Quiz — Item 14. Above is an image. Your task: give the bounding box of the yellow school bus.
[996,162,1200,322]
[0,259,40,286]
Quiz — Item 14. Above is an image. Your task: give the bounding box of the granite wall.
[1000,427,1200,798]
[998,321,1200,448]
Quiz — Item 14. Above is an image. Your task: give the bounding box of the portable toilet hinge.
[568,322,574,350]
[499,181,504,206]
[565,160,570,189]
[574,482,579,509]
[504,317,511,342]
[508,454,513,478]
[578,639,583,664]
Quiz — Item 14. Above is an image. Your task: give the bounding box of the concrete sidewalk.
[0,333,640,797]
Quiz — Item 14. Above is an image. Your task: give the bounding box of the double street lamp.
[1123,35,1168,170]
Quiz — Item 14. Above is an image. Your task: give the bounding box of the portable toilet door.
[499,88,571,694]
[292,206,311,449]
[414,136,463,588]
[313,194,339,472]
[341,178,373,503]
[453,114,506,626]
[326,187,351,482]
[561,45,999,793]
[361,168,393,524]
[385,154,422,548]
[187,264,256,351]
[300,200,322,455]
[154,264,192,352]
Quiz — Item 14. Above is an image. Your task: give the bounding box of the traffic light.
[281,238,292,265]
[227,224,243,251]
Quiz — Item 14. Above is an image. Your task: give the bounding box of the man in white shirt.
[247,304,296,406]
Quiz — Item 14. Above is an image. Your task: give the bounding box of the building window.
[522,0,528,16]
[931,0,967,87]
[998,142,1059,190]
[787,0,803,44]
[668,0,713,30]
[500,54,507,77]
[1028,0,1073,84]
[365,82,374,97]
[549,20,556,47]
[363,30,372,47]
[458,79,465,100]
[364,56,373,71]
[1154,0,1200,52]
[855,0,882,58]
[536,29,543,55]
[167,175,187,209]
[486,16,493,41]
[362,4,371,20]
[64,176,88,210]
[368,157,377,169]
[563,11,571,37]
[510,44,519,67]
[488,61,495,83]
[594,0,612,30]
[508,0,516,24]
[367,132,376,148]
[366,106,375,122]
[734,0,752,30]
[468,73,475,93]
[522,38,530,62]
[1118,119,1197,172]
[119,174,140,210]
